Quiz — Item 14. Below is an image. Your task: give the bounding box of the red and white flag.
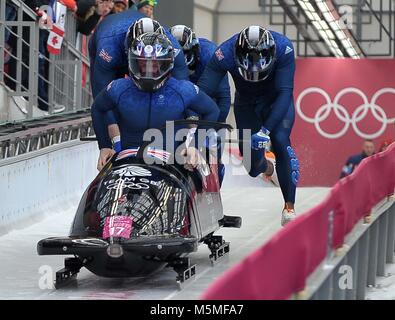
[47,24,65,54]
[47,2,67,55]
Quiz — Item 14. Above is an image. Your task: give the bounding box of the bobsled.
[37,120,242,288]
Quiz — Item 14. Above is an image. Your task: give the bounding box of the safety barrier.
[0,0,92,122]
[0,140,98,235]
[201,143,395,300]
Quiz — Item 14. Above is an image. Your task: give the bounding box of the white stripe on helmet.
[171,25,186,41]
[141,17,155,33]
[248,26,261,43]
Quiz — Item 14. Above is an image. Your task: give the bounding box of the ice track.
[0,166,329,300]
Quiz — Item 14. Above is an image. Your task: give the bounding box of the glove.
[112,135,122,153]
[251,127,270,151]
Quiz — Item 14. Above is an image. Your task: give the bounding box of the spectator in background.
[129,0,136,8]
[111,0,128,14]
[4,2,17,45]
[340,139,375,178]
[137,0,157,18]
[4,2,17,74]
[6,0,65,114]
[76,0,114,35]
[59,0,78,12]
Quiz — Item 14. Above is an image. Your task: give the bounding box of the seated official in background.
[340,139,375,178]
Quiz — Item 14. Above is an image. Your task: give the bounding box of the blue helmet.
[235,26,276,82]
[128,32,174,92]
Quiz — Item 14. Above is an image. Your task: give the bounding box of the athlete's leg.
[234,96,268,177]
[269,102,300,207]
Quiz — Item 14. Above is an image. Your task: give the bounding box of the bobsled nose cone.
[106,243,124,258]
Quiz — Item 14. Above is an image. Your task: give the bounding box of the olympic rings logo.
[296,87,395,139]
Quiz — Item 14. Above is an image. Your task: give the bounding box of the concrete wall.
[155,0,194,28]
[193,3,214,40]
[217,0,268,43]
[0,141,98,235]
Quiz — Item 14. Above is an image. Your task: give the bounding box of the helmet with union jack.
[128,32,174,92]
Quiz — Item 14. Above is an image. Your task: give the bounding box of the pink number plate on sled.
[102,216,133,239]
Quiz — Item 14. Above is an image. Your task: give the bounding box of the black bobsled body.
[37,120,241,286]
[38,153,234,279]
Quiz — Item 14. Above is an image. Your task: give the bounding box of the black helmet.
[128,32,174,92]
[235,26,276,82]
[125,18,165,52]
[170,25,200,71]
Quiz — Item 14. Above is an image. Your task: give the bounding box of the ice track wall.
[0,141,98,234]
[202,143,395,300]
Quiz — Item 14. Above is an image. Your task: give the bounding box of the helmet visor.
[237,49,274,73]
[129,57,173,80]
[238,68,271,82]
[236,47,275,82]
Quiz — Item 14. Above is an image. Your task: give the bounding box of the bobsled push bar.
[80,119,234,142]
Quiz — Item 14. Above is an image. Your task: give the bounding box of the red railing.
[201,143,395,300]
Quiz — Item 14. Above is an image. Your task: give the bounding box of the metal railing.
[302,196,395,300]
[259,0,394,58]
[0,115,95,160]
[0,0,92,123]
[333,0,395,57]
